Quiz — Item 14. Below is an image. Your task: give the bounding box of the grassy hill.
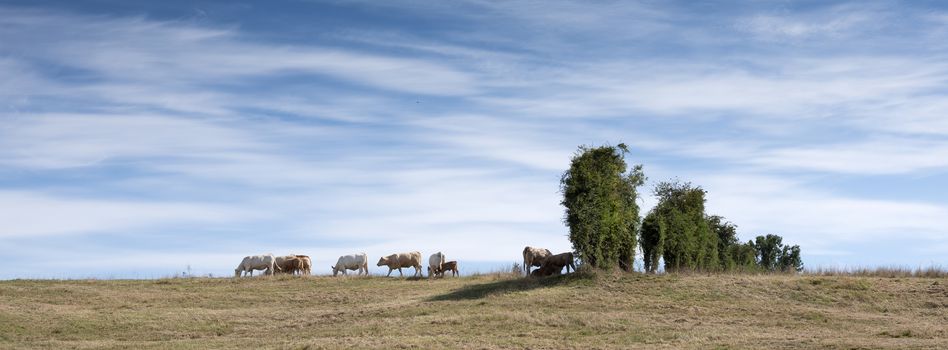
[1,272,945,349]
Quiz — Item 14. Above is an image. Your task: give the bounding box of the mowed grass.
[1,272,946,349]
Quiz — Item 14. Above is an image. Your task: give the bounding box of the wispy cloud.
[0,190,259,238]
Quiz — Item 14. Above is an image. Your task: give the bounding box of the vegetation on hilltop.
[562,144,804,273]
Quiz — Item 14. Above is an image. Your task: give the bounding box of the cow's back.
[393,251,421,268]
[338,253,367,268]
[354,253,367,266]
[429,252,444,269]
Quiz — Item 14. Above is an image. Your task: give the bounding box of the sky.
[2,0,947,279]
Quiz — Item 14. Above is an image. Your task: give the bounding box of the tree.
[640,212,664,273]
[708,215,739,270]
[778,244,803,272]
[753,234,783,271]
[648,181,717,271]
[561,144,645,270]
[730,241,758,270]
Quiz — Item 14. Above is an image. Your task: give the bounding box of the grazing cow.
[332,253,369,276]
[275,256,304,275]
[428,252,445,278]
[377,251,423,277]
[234,254,276,277]
[295,255,312,275]
[542,252,576,274]
[522,246,552,274]
[437,261,459,277]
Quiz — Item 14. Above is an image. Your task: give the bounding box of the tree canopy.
[560,144,644,270]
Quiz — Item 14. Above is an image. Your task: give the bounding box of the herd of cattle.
[234,246,574,278]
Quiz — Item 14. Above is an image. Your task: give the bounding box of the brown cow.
[522,246,552,274]
[294,255,312,275]
[377,251,423,277]
[435,261,459,277]
[531,252,575,277]
[543,252,576,274]
[275,256,304,275]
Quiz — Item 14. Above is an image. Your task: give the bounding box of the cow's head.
[234,268,241,277]
[331,265,339,277]
[376,256,389,266]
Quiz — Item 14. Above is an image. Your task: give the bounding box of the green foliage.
[778,244,804,272]
[750,234,804,272]
[646,181,717,271]
[731,241,759,269]
[640,212,664,273]
[753,234,783,271]
[560,144,645,270]
[708,215,739,270]
[638,181,806,273]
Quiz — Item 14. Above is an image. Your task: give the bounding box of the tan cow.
[436,261,459,277]
[377,251,423,277]
[294,255,312,275]
[522,246,552,274]
[275,256,304,275]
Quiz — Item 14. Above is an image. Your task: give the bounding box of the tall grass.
[805,265,947,278]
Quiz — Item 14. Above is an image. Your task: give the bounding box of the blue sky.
[2,0,947,278]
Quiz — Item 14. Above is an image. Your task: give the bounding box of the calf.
[436,261,459,277]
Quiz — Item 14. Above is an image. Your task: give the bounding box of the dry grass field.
[1,272,946,349]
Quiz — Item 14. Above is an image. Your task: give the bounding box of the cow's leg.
[387,268,393,277]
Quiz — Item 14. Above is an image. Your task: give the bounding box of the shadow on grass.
[427,273,594,301]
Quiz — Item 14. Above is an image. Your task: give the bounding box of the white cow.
[234,254,276,277]
[522,246,552,275]
[428,252,445,278]
[332,253,369,276]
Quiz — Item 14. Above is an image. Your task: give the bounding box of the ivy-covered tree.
[560,144,645,270]
[640,212,664,273]
[649,181,717,271]
[708,215,739,270]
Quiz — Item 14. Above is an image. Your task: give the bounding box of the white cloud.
[0,113,271,169]
[0,191,259,238]
[0,7,479,97]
